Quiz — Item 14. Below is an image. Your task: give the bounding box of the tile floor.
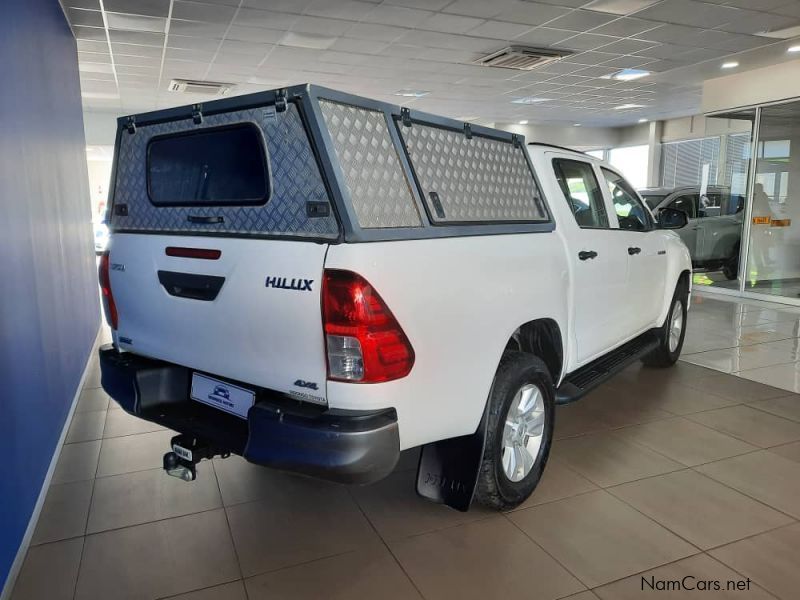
[11,295,800,599]
[683,292,800,394]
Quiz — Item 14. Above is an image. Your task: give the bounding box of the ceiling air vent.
[474,46,569,71]
[168,79,233,96]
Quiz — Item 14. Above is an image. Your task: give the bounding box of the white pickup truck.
[98,85,692,512]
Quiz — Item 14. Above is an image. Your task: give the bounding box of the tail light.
[98,252,118,330]
[322,269,414,383]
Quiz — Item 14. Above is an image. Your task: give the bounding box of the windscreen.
[147,123,268,206]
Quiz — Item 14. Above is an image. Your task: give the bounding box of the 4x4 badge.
[265,276,313,291]
[293,379,319,390]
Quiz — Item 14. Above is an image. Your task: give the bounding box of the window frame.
[600,166,654,232]
[145,121,271,208]
[551,157,611,230]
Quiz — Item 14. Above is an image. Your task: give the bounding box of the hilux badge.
[265,276,313,291]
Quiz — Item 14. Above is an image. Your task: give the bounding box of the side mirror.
[658,207,688,229]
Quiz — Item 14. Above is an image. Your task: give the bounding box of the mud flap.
[415,405,489,512]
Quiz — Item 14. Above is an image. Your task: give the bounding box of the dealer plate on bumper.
[190,373,254,419]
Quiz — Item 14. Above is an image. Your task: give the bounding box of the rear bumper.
[99,345,399,484]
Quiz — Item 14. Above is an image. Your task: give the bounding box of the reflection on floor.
[694,271,800,299]
[11,308,800,600]
[693,270,740,291]
[684,292,800,393]
[744,277,800,299]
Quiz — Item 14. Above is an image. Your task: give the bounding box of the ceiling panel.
[63,0,800,126]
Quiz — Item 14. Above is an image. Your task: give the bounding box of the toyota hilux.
[98,85,691,511]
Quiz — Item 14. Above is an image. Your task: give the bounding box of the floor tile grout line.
[153,576,243,600]
[69,536,86,600]
[604,478,799,550]
[682,413,800,449]
[743,402,800,425]
[209,459,250,600]
[505,486,601,515]
[343,485,431,600]
[700,520,800,554]
[81,505,224,540]
[582,549,783,596]
[63,426,170,446]
[699,549,787,600]
[586,550,703,592]
[501,510,597,593]
[685,355,800,377]
[681,333,800,355]
[688,463,800,523]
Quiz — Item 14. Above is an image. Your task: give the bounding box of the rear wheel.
[722,243,739,280]
[474,352,555,510]
[642,281,688,367]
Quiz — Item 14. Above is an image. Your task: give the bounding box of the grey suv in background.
[640,186,744,280]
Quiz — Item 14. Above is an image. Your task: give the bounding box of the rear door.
[107,100,338,404]
[550,155,631,365]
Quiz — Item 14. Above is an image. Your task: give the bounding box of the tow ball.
[163,434,230,482]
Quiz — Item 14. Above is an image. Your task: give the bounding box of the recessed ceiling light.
[788,45,800,53]
[638,118,649,123]
[573,123,582,127]
[721,61,739,69]
[458,115,479,121]
[756,25,800,39]
[394,89,429,98]
[511,96,552,104]
[612,68,650,81]
[614,103,645,110]
[518,119,529,125]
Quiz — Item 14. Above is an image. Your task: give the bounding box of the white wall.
[83,110,119,146]
[703,59,800,114]
[496,122,621,151]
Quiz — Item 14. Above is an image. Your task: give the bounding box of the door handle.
[578,250,598,261]
[628,247,641,255]
[188,215,224,224]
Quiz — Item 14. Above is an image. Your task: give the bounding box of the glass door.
[684,110,754,292]
[743,100,800,298]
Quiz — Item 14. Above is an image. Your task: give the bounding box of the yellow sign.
[752,216,770,224]
[770,219,791,227]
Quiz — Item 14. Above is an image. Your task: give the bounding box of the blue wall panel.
[0,0,99,587]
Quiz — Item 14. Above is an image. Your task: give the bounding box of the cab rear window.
[147,123,269,206]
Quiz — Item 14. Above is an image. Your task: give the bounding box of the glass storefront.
[680,99,800,303]
[745,101,800,298]
[652,111,754,293]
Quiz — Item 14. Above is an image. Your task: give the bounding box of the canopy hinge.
[125,116,136,135]
[275,89,288,113]
[192,104,203,125]
[400,107,412,127]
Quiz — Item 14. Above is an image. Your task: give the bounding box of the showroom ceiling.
[66,0,800,125]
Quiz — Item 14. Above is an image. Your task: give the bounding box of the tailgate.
[109,233,329,405]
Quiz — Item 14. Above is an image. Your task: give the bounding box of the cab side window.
[601,168,651,231]
[553,159,609,229]
[668,194,698,219]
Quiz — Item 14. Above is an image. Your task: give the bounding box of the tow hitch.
[163,434,230,482]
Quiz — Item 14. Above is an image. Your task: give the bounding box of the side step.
[556,331,659,404]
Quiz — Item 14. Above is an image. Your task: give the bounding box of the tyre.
[641,280,689,368]
[474,351,555,510]
[722,244,739,280]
